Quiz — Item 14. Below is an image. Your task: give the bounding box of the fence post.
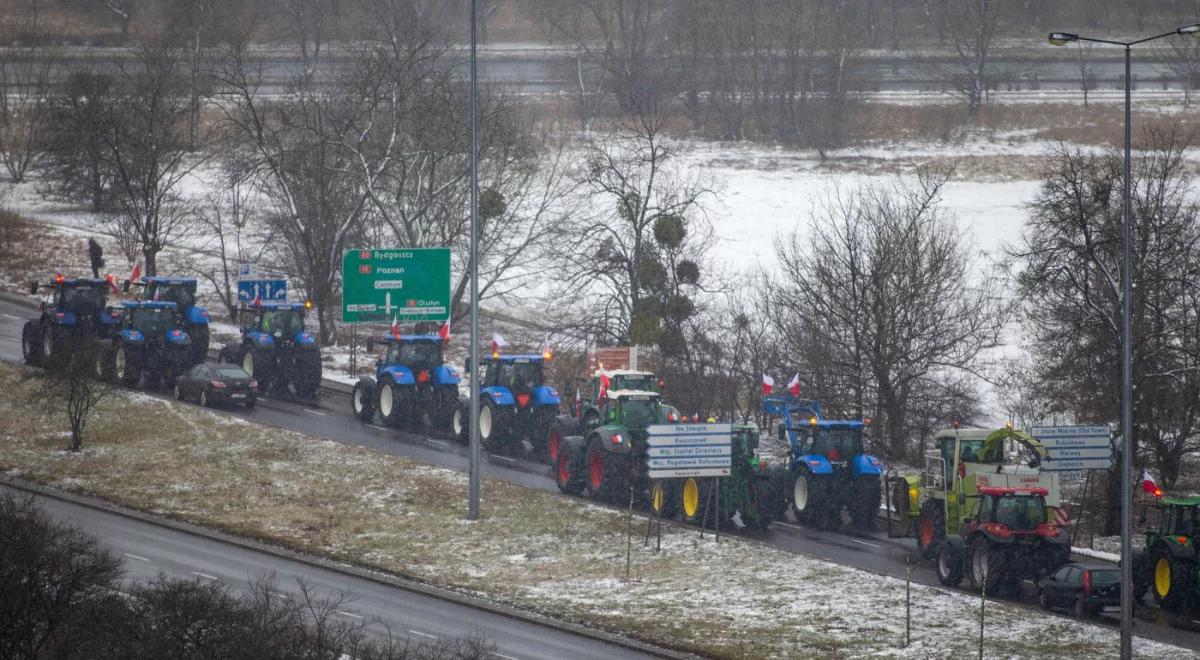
[905,554,912,648]
[978,563,987,660]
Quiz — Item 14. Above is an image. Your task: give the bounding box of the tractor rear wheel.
[680,477,706,524]
[748,468,789,531]
[545,427,563,465]
[649,480,679,519]
[378,379,405,427]
[22,321,41,366]
[555,441,585,495]
[967,537,1008,594]
[41,324,64,366]
[848,474,881,530]
[1152,548,1194,612]
[916,501,947,560]
[292,350,321,397]
[584,436,627,502]
[937,541,965,586]
[352,379,376,422]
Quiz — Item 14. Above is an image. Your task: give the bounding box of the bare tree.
[196,174,271,320]
[920,0,1009,118]
[1074,41,1098,108]
[98,0,137,40]
[0,0,57,182]
[1160,36,1200,108]
[37,71,119,212]
[27,343,111,451]
[772,169,1005,460]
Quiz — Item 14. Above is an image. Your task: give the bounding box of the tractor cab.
[143,277,196,309]
[482,355,546,399]
[121,301,186,342]
[967,487,1052,535]
[1145,498,1200,547]
[241,302,315,346]
[790,421,865,465]
[600,390,660,431]
[34,276,115,323]
[925,427,1060,509]
[379,335,443,370]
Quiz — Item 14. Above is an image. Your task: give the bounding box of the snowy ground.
[0,360,1191,659]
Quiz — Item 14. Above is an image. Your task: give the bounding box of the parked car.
[1038,562,1121,617]
[174,362,257,409]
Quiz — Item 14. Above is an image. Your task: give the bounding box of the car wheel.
[174,383,183,401]
[200,388,209,408]
[1039,590,1051,610]
[1073,595,1088,618]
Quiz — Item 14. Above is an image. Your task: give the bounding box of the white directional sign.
[646,423,732,479]
[1033,425,1114,472]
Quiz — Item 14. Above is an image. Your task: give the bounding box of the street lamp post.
[468,0,481,521]
[1049,23,1200,660]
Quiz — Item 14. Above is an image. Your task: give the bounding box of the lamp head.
[1048,32,1078,46]
[1178,23,1200,37]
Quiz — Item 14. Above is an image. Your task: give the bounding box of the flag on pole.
[491,332,507,357]
[787,373,801,396]
[539,334,551,359]
[1143,469,1162,498]
[106,274,119,294]
[252,290,262,307]
[438,317,451,342]
[761,374,775,395]
[390,314,400,340]
[128,262,142,284]
[599,371,611,401]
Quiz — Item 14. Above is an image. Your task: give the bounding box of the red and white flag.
[761,374,775,395]
[539,334,551,358]
[390,314,400,340]
[787,373,801,397]
[1143,469,1161,496]
[599,371,611,401]
[252,290,262,307]
[491,332,508,355]
[128,262,142,284]
[438,317,451,342]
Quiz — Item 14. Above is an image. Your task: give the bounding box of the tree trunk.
[143,247,157,277]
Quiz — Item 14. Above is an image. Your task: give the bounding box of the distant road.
[0,483,656,660]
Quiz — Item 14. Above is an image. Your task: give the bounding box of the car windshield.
[619,397,658,429]
[1090,570,1120,586]
[498,362,543,391]
[261,309,303,335]
[395,342,441,368]
[994,495,1046,531]
[215,367,248,379]
[62,286,105,314]
[130,307,175,336]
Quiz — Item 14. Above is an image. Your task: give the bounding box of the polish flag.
[390,314,400,340]
[539,334,551,359]
[761,374,775,395]
[128,262,142,284]
[491,332,507,356]
[438,317,451,342]
[599,371,611,401]
[787,373,801,396]
[252,290,262,307]
[1143,469,1162,497]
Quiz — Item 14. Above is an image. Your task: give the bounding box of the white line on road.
[367,424,389,431]
[773,522,804,532]
[494,654,520,660]
[490,454,517,464]
[426,438,449,447]
[335,610,363,620]
[1,313,20,320]
[191,572,220,581]
[304,408,327,416]
[408,630,438,640]
[850,539,881,548]
[122,552,150,562]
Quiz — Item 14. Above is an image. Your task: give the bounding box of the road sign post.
[341,248,451,324]
[646,423,733,479]
[1032,425,1114,473]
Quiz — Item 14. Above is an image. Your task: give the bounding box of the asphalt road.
[3,296,1200,652]
[0,483,653,660]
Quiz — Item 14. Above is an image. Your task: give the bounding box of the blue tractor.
[352,334,460,429]
[124,276,210,366]
[96,301,192,387]
[764,394,883,530]
[22,275,122,366]
[219,301,322,397]
[453,353,561,452]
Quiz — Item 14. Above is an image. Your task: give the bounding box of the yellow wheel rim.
[682,478,699,518]
[651,483,664,512]
[1155,558,1172,598]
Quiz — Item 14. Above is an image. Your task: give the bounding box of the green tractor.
[1133,497,1200,613]
[554,388,668,502]
[546,369,662,464]
[886,426,1071,592]
[648,424,790,531]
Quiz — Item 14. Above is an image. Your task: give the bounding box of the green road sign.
[341,248,451,323]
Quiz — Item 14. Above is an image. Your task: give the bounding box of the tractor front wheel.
[1132,550,1153,604]
[352,379,376,422]
[848,474,881,530]
[41,324,65,366]
[555,441,586,495]
[1152,548,1194,612]
[545,426,563,465]
[650,480,679,519]
[292,350,321,398]
[451,405,467,442]
[791,470,831,528]
[584,436,627,502]
[916,501,947,560]
[967,537,1007,594]
[114,345,140,387]
[21,321,41,366]
[93,346,113,382]
[937,541,965,587]
[680,477,707,524]
[748,468,789,531]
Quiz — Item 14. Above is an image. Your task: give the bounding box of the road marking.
[367,424,389,431]
[426,438,449,447]
[191,572,220,581]
[408,630,438,640]
[122,552,150,562]
[773,522,804,532]
[304,408,327,416]
[1,313,20,320]
[494,654,520,660]
[851,539,881,548]
[335,610,363,620]
[490,454,517,464]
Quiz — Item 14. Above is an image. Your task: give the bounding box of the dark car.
[174,363,257,409]
[1038,562,1121,617]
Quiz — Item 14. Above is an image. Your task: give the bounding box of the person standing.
[87,238,104,278]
